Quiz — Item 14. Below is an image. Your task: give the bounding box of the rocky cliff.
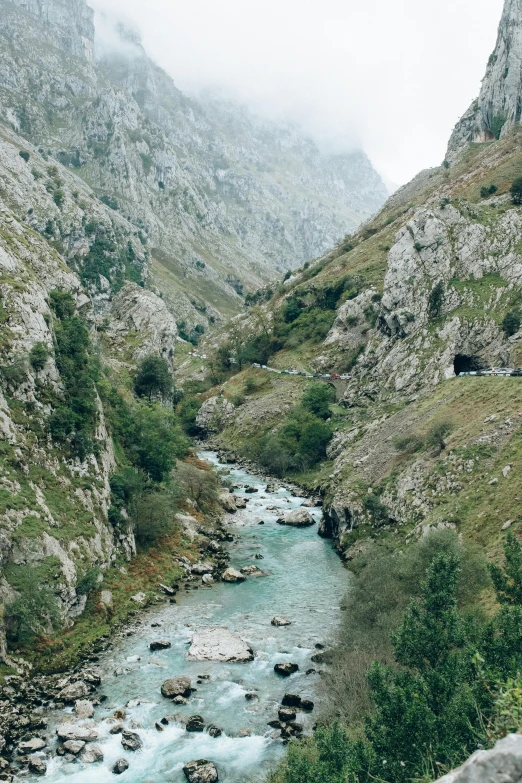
[0,0,387,323]
[448,0,522,160]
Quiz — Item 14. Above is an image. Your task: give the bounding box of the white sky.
[91,0,505,186]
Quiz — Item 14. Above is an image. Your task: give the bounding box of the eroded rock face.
[196,397,236,435]
[109,283,178,373]
[435,733,522,783]
[187,627,254,663]
[183,759,219,783]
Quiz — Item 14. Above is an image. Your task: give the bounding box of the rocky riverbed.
[3,452,349,783]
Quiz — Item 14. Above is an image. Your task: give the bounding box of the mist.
[90,0,504,186]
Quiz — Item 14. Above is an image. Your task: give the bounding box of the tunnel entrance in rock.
[454,354,483,375]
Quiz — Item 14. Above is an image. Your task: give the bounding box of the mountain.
[189,0,522,562]
[0,0,387,323]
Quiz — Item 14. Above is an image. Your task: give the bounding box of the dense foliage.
[271,531,522,783]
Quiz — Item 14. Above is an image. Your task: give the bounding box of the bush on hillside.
[511,177,522,205]
[428,280,445,318]
[302,384,335,419]
[177,461,219,510]
[426,419,453,452]
[29,341,49,372]
[0,356,27,388]
[394,433,424,453]
[503,310,521,336]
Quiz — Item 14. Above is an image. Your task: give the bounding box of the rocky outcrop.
[196,397,236,434]
[277,508,316,527]
[435,734,522,783]
[187,627,254,662]
[448,0,522,161]
[109,283,178,372]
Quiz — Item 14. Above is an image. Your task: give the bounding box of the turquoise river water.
[38,451,349,782]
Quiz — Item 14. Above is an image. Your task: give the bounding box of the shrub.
[49,290,75,320]
[302,384,335,419]
[363,493,388,525]
[53,189,65,207]
[177,462,219,510]
[129,404,187,482]
[480,184,498,198]
[511,177,522,205]
[503,310,521,336]
[29,342,49,372]
[1,356,27,388]
[132,483,180,546]
[76,567,100,596]
[19,150,30,162]
[394,433,424,454]
[488,531,522,605]
[134,355,173,402]
[426,419,453,451]
[284,297,302,323]
[244,377,257,395]
[5,568,61,645]
[428,280,445,318]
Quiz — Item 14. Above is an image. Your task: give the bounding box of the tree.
[5,568,61,645]
[130,404,187,482]
[503,310,521,337]
[177,462,219,510]
[284,297,302,323]
[365,553,482,780]
[511,178,522,205]
[132,483,181,546]
[302,384,335,419]
[29,342,49,372]
[49,290,75,320]
[134,355,173,401]
[426,420,453,452]
[489,532,522,606]
[428,281,445,318]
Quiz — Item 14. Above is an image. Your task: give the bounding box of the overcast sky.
[91,0,505,187]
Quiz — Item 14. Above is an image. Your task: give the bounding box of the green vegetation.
[18,150,30,162]
[271,531,522,783]
[510,177,522,205]
[134,355,173,402]
[480,184,498,198]
[428,280,445,318]
[29,341,49,372]
[503,309,521,336]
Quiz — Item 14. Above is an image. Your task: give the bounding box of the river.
[38,451,349,783]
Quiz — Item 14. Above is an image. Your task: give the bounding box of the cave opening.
[454,354,483,375]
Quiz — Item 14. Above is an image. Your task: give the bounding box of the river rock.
[311,651,326,663]
[240,565,265,576]
[100,590,113,608]
[186,715,205,732]
[192,562,215,575]
[301,699,314,711]
[183,759,219,783]
[159,583,177,596]
[281,694,302,707]
[208,725,222,738]
[277,508,315,527]
[202,574,214,585]
[219,492,237,513]
[187,627,254,662]
[63,740,86,755]
[121,730,143,751]
[222,568,246,583]
[109,725,124,735]
[74,700,94,719]
[58,680,90,702]
[28,756,47,776]
[161,677,192,699]
[274,663,299,677]
[235,497,247,509]
[112,758,129,774]
[56,724,98,743]
[278,707,297,722]
[80,744,104,763]
[18,737,46,754]
[272,617,291,627]
[131,592,147,604]
[150,640,172,651]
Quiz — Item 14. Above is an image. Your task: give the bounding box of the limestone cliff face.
[448,0,522,160]
[0,0,387,322]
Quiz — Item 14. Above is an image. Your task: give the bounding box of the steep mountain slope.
[186,0,522,566]
[0,0,386,322]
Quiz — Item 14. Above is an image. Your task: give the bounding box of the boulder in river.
[188,627,254,663]
[192,562,215,575]
[63,740,86,755]
[274,663,299,677]
[56,724,98,743]
[278,707,297,722]
[219,492,237,513]
[28,756,47,776]
[58,680,90,702]
[183,759,219,783]
[80,744,104,763]
[150,640,172,651]
[74,699,94,719]
[240,565,266,577]
[161,676,192,699]
[186,715,205,732]
[208,725,222,738]
[222,567,246,583]
[121,730,143,751]
[271,617,291,627]
[112,758,129,775]
[277,508,315,527]
[18,737,46,754]
[281,693,302,707]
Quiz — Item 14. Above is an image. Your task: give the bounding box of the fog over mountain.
[91,0,504,184]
